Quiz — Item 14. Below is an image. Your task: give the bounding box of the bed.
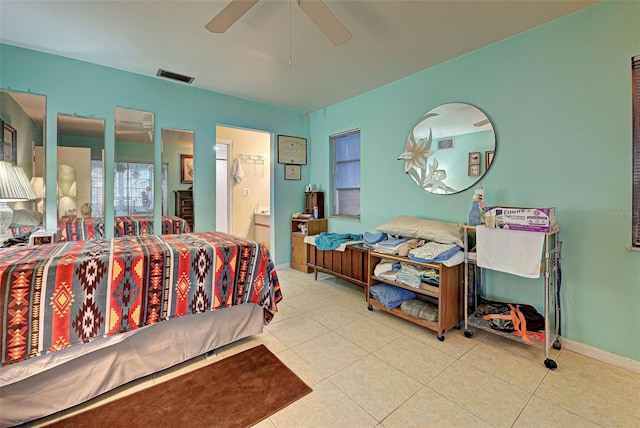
[0,231,281,426]
[57,215,192,241]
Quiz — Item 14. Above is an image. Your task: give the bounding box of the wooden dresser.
[174,190,194,230]
[290,218,327,273]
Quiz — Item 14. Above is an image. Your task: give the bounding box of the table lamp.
[0,161,37,243]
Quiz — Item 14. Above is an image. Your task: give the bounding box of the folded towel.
[476,226,545,278]
[364,231,387,246]
[315,232,364,251]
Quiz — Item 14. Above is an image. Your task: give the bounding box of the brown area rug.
[47,345,312,428]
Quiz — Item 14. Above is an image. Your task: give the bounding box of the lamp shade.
[13,166,38,201]
[0,161,34,202]
[30,176,45,198]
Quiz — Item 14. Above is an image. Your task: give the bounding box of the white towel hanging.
[476,226,545,278]
[232,157,245,184]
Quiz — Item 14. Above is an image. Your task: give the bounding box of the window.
[633,55,640,248]
[114,161,154,216]
[90,160,104,216]
[91,161,169,217]
[332,130,361,218]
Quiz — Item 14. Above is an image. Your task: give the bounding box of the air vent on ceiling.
[438,138,454,150]
[156,69,194,84]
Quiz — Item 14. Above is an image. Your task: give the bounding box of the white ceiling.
[0,0,598,113]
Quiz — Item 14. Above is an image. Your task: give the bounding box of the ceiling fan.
[116,119,154,142]
[206,0,352,46]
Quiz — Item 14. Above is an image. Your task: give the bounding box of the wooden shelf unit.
[290,218,327,273]
[367,251,463,341]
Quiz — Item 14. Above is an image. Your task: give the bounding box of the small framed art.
[485,150,495,169]
[284,164,301,180]
[180,154,194,183]
[468,164,480,177]
[1,119,17,164]
[278,135,307,165]
[468,151,481,165]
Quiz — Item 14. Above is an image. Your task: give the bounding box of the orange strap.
[482,304,545,345]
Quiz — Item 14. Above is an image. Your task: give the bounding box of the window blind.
[332,130,361,218]
[633,55,640,247]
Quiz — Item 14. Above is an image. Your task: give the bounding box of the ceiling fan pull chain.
[289,0,293,67]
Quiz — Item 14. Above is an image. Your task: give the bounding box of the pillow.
[10,209,43,227]
[376,215,463,246]
[369,284,416,310]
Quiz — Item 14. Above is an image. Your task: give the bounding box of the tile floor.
[30,268,639,428]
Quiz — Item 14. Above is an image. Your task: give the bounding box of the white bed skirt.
[0,304,264,427]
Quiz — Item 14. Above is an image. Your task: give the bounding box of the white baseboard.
[275,263,291,271]
[561,338,640,373]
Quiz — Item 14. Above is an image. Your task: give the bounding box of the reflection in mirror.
[399,103,496,194]
[162,128,194,230]
[0,90,46,229]
[114,107,155,217]
[56,114,105,222]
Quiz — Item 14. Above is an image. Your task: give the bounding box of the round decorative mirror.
[399,102,496,194]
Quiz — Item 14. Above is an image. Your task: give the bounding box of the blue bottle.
[469,200,481,226]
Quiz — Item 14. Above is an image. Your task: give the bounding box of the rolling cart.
[462,225,562,369]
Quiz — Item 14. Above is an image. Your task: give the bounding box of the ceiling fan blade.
[298,0,351,46]
[205,0,260,33]
[474,119,490,127]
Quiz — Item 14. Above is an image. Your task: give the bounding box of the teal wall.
[435,130,494,191]
[0,44,310,264]
[309,1,640,361]
[58,135,103,160]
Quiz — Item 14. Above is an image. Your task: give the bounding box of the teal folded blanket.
[315,232,363,250]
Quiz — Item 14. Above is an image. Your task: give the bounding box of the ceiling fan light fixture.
[156,69,195,84]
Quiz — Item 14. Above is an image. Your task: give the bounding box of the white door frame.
[215,138,232,234]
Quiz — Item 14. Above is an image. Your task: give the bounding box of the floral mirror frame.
[399,103,496,194]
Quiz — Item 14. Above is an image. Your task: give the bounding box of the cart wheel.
[437,335,445,342]
[367,305,373,311]
[544,358,558,370]
[464,330,474,338]
[552,339,562,350]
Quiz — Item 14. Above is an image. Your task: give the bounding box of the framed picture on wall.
[0,119,17,164]
[468,151,481,165]
[277,135,307,165]
[485,150,495,169]
[180,154,194,183]
[284,164,301,180]
[468,164,480,177]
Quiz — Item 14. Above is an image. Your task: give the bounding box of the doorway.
[216,125,272,251]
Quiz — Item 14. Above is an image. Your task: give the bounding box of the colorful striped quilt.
[0,231,281,367]
[58,215,191,241]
